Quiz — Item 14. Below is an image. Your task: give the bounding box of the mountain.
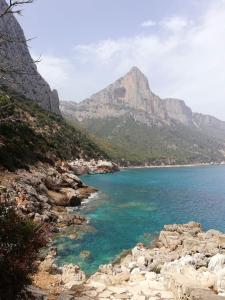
[61,67,225,165]
[0,0,60,114]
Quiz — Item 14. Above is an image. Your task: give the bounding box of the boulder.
[159,230,182,250]
[61,264,86,289]
[74,186,98,201]
[38,257,54,273]
[209,254,225,272]
[137,255,148,269]
[162,255,216,297]
[60,188,82,206]
[48,190,68,206]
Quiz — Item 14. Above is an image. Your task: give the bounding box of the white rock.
[61,264,86,288]
[145,272,157,281]
[131,268,140,275]
[128,261,138,270]
[208,254,225,272]
[215,268,225,295]
[137,256,148,269]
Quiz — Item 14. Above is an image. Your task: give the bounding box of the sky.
[18,0,225,120]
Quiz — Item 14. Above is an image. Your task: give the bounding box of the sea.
[55,165,225,274]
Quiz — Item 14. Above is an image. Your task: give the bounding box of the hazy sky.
[18,0,225,120]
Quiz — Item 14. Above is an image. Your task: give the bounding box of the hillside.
[61,67,225,165]
[0,87,107,171]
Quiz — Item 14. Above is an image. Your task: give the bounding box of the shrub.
[0,202,49,299]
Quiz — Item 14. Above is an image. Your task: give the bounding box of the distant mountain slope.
[0,0,60,114]
[61,67,225,165]
[0,88,107,170]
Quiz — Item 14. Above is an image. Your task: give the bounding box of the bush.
[0,202,49,299]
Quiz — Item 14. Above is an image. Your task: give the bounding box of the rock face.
[61,67,225,165]
[0,0,60,114]
[61,66,225,128]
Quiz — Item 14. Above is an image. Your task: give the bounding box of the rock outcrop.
[0,158,118,227]
[67,159,119,175]
[28,222,225,299]
[0,0,61,114]
[0,162,99,227]
[74,222,225,300]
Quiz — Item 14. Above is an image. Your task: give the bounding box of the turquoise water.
[55,166,225,275]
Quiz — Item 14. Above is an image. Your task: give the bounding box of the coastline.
[121,161,225,169]
[14,164,225,299]
[73,222,225,299]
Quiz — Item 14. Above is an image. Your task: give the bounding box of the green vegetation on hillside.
[80,116,225,165]
[0,88,108,170]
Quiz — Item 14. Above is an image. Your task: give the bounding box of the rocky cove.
[1,163,225,299]
[0,159,119,297]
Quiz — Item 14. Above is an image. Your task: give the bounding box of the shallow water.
[55,165,225,275]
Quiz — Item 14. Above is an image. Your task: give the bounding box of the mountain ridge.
[60,66,225,165]
[62,66,224,128]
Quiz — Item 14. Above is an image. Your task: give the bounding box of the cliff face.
[63,66,225,130]
[65,67,195,126]
[0,0,60,114]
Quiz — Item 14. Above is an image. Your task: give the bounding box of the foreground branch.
[0,0,33,18]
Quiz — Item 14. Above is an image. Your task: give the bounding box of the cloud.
[160,16,191,32]
[141,20,156,28]
[35,55,70,87]
[36,0,225,120]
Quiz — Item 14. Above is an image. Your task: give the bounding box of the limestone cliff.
[62,67,196,126]
[62,66,225,129]
[0,0,60,114]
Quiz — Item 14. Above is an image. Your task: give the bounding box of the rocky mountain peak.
[122,66,151,96]
[127,66,146,77]
[62,67,195,125]
[101,66,153,112]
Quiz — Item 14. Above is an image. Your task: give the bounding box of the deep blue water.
[55,166,225,275]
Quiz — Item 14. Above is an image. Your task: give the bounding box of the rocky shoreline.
[28,221,225,300]
[3,162,225,300]
[0,159,119,230]
[80,221,225,300]
[0,158,119,298]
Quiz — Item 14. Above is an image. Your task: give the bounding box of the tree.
[0,1,33,18]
